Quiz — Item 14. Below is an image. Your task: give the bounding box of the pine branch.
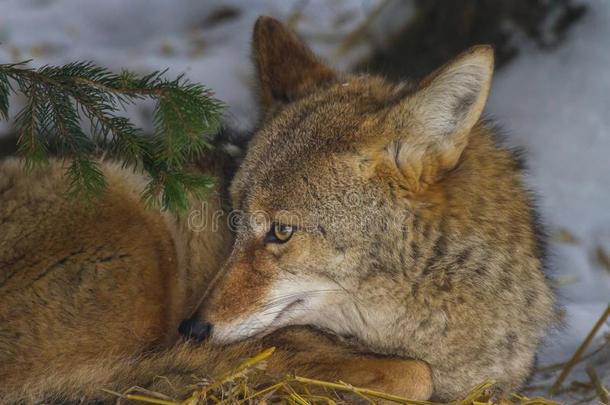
[0,60,225,214]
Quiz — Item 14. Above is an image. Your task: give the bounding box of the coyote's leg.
[263,327,433,401]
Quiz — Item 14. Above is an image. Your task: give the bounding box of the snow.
[1,0,608,401]
[0,0,403,130]
[486,1,610,399]
[488,0,610,306]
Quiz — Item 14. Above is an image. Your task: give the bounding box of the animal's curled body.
[0,16,556,403]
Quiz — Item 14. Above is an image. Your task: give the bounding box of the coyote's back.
[0,154,233,401]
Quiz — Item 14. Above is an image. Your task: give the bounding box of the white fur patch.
[414,50,493,139]
[210,277,337,343]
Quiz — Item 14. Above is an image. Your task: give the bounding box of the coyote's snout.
[185,16,557,401]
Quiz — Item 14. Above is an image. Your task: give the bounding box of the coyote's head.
[181,16,532,346]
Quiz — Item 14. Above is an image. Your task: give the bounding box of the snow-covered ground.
[1,0,608,402]
[486,0,610,400]
[0,0,407,131]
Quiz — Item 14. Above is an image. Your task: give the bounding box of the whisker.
[255,288,343,312]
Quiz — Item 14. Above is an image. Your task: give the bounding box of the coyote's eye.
[265,222,295,244]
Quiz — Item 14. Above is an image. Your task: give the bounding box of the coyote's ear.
[253,16,336,110]
[379,45,494,192]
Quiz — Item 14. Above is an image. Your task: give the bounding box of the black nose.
[178,316,213,342]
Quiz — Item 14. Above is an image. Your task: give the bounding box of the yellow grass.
[107,305,610,405]
[111,354,558,405]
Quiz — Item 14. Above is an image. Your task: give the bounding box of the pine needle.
[0,60,224,214]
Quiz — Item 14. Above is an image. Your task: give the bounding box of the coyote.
[0,16,555,403]
[185,17,557,401]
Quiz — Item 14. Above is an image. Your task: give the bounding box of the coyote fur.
[0,16,556,403]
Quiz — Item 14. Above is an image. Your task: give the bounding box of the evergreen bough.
[0,60,224,214]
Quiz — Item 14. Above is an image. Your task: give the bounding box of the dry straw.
[108,305,610,405]
[108,352,552,405]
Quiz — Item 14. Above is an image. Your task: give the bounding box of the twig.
[338,380,376,404]
[184,347,276,404]
[535,342,607,373]
[455,380,498,405]
[550,304,610,394]
[295,375,444,405]
[233,381,285,404]
[522,398,562,405]
[124,394,181,405]
[586,365,609,404]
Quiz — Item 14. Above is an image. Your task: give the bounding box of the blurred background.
[0,0,608,401]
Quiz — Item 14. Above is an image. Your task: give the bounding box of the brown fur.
[0,150,225,401]
[0,148,431,401]
[0,16,556,403]
[192,17,557,401]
